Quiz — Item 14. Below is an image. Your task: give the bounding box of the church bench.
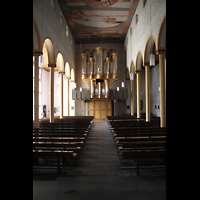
[121,149,166,176]
[110,121,159,129]
[119,142,166,151]
[112,127,166,134]
[33,142,84,149]
[33,150,77,175]
[33,127,90,132]
[33,137,86,143]
[109,121,159,127]
[33,133,87,138]
[107,115,160,121]
[117,137,166,144]
[33,143,83,157]
[114,132,166,138]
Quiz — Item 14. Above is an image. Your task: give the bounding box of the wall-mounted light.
[80,87,82,92]
[117,87,119,91]
[121,82,124,88]
[73,83,76,89]
[149,53,155,66]
[38,55,44,68]
[130,73,134,80]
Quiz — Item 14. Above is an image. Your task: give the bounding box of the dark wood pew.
[33,116,94,175]
[121,149,166,176]
[107,115,166,176]
[112,127,166,134]
[120,142,166,151]
[33,150,77,175]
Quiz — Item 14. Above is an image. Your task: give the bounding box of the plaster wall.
[33,0,76,71]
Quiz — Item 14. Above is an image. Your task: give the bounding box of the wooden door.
[94,101,101,120]
[89,100,111,120]
[89,101,94,116]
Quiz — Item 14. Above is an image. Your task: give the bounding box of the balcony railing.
[72,88,128,100]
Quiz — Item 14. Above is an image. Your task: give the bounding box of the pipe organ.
[81,47,118,99]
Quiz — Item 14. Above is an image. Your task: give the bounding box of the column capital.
[143,62,150,67]
[48,64,56,68]
[33,51,43,56]
[59,71,65,75]
[156,49,166,55]
[135,70,141,74]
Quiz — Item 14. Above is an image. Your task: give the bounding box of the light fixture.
[149,53,155,66]
[121,82,124,88]
[80,87,82,92]
[38,55,44,68]
[130,72,134,80]
[117,87,119,91]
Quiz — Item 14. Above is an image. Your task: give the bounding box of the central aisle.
[78,120,121,176]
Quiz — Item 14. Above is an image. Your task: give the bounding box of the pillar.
[49,64,56,123]
[59,72,65,119]
[131,80,134,116]
[159,53,166,127]
[136,72,141,118]
[34,55,39,128]
[145,65,150,122]
[114,100,117,116]
[67,79,70,116]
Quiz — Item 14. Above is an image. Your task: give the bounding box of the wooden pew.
[33,150,77,175]
[33,116,94,175]
[121,149,166,176]
[108,115,166,176]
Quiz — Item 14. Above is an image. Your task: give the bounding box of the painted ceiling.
[57,0,139,44]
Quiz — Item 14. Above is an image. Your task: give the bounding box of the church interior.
[33,0,166,199]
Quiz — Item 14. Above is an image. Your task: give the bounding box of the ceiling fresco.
[57,0,139,43]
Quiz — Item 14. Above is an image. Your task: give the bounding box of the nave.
[33,120,166,200]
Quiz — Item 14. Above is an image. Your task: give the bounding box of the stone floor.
[33,120,166,200]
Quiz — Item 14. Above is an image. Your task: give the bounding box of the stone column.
[136,72,141,118]
[33,53,40,128]
[48,63,56,123]
[131,80,134,116]
[59,72,65,119]
[144,65,150,122]
[157,49,166,127]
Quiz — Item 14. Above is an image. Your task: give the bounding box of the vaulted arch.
[65,61,71,79]
[33,18,42,54]
[157,14,166,51]
[42,37,56,66]
[56,52,64,72]
[70,68,75,82]
[130,60,135,80]
[135,51,143,72]
[144,35,156,65]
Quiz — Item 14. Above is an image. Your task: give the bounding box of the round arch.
[157,14,166,51]
[56,52,64,72]
[33,17,42,53]
[70,68,75,82]
[130,60,135,80]
[135,51,143,73]
[65,61,71,79]
[144,35,156,65]
[42,37,56,66]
